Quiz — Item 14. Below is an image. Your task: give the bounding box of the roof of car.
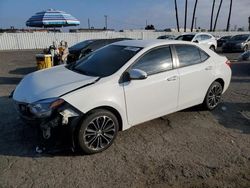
[180,32,213,36]
[112,39,193,48]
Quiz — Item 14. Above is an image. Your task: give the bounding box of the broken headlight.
[29,98,64,118]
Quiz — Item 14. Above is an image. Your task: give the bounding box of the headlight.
[29,98,64,118]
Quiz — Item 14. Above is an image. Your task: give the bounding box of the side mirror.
[193,40,199,43]
[128,69,148,80]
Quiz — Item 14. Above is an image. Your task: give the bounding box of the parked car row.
[157,33,250,53]
[65,33,250,65]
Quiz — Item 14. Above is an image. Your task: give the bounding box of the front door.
[123,46,179,126]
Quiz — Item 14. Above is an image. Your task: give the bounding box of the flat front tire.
[77,109,119,154]
[203,81,223,110]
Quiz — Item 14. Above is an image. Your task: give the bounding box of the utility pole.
[88,18,90,29]
[191,0,198,32]
[104,15,108,30]
[210,0,215,31]
[213,0,223,32]
[174,0,180,32]
[195,17,197,30]
[249,17,250,31]
[184,0,188,32]
[226,0,233,31]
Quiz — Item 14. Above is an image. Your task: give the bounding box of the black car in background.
[217,35,231,47]
[157,35,176,40]
[222,34,250,52]
[67,38,131,63]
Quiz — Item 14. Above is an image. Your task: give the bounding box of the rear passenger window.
[132,46,173,75]
[200,50,209,61]
[175,45,209,67]
[201,35,212,40]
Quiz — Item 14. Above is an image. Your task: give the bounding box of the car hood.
[13,65,99,103]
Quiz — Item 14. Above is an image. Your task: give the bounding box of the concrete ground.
[0,50,249,188]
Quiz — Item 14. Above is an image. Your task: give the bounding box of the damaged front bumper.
[14,100,83,152]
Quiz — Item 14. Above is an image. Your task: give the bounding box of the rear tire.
[77,109,119,154]
[203,81,223,110]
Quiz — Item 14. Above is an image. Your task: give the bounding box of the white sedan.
[176,33,217,51]
[13,40,231,154]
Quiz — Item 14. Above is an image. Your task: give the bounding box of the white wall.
[0,31,249,50]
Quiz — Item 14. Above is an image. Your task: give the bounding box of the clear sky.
[0,0,249,31]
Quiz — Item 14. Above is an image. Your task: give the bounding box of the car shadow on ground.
[177,101,250,134]
[212,102,250,134]
[231,62,250,77]
[0,77,22,85]
[9,67,37,75]
[231,78,250,83]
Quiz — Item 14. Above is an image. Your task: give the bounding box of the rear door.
[174,44,215,109]
[123,46,179,125]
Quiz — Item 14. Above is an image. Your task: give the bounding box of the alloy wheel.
[207,84,222,109]
[83,116,116,151]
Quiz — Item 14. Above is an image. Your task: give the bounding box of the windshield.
[221,36,231,40]
[70,40,94,51]
[70,45,142,77]
[230,35,249,41]
[176,35,195,41]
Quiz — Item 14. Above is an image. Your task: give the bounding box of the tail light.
[225,60,231,68]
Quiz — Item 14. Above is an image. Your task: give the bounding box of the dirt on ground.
[0,50,249,188]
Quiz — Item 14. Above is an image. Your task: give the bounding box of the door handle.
[167,75,178,81]
[205,66,213,70]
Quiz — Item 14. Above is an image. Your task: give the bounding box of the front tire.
[203,81,223,110]
[77,109,119,154]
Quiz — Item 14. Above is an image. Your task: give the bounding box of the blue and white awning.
[26,9,80,27]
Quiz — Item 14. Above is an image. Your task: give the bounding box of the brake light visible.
[225,60,231,68]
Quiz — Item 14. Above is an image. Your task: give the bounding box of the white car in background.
[12,40,231,154]
[176,33,217,51]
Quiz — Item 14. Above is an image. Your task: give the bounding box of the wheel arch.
[203,78,225,102]
[87,106,123,131]
[209,44,216,50]
[214,78,225,90]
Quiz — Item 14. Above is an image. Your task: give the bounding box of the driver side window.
[132,46,173,75]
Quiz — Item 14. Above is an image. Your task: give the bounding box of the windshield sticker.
[124,47,141,52]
